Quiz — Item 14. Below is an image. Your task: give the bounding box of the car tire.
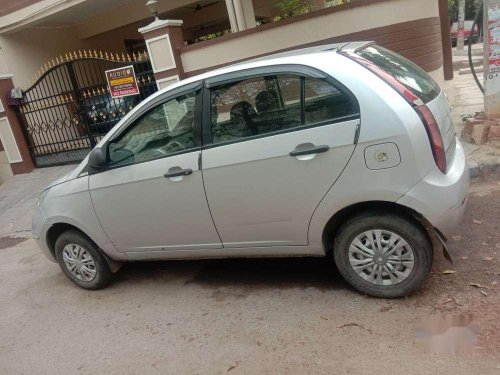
[333,212,432,298]
[55,230,113,290]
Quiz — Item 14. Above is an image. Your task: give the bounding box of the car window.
[107,92,197,167]
[357,45,441,103]
[304,77,358,124]
[209,74,357,145]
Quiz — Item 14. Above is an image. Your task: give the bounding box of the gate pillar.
[0,75,34,175]
[139,19,185,90]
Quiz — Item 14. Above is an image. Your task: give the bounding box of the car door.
[89,86,222,254]
[201,68,360,247]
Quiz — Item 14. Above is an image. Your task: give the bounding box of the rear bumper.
[397,138,469,239]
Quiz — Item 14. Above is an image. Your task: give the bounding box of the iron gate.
[15,50,157,167]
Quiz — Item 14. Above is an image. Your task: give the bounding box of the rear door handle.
[289,145,330,157]
[164,168,193,178]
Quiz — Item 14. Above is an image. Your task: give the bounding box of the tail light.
[339,50,447,174]
[414,105,447,173]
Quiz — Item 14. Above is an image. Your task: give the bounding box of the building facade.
[0,0,453,180]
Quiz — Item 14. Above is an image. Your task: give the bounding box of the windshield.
[357,45,441,103]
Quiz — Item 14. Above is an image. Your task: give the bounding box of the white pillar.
[225,0,240,33]
[138,19,184,89]
[240,0,256,29]
[233,0,246,29]
[227,0,256,31]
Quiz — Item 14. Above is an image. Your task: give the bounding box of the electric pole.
[484,0,500,118]
[457,0,466,50]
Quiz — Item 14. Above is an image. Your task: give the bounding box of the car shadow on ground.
[113,257,352,293]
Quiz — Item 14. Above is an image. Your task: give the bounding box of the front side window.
[209,74,357,145]
[108,92,197,167]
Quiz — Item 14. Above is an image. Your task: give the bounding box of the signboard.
[105,65,140,98]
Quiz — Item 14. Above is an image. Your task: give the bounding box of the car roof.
[159,41,372,93]
[234,42,349,64]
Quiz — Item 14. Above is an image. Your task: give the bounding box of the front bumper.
[32,206,56,262]
[397,139,469,239]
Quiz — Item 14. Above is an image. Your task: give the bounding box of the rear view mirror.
[88,147,107,174]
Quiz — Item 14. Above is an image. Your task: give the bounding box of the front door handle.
[289,145,330,157]
[164,168,193,178]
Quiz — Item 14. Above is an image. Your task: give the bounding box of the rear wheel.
[333,212,432,298]
[55,230,113,290]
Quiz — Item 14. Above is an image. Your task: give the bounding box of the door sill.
[124,245,324,261]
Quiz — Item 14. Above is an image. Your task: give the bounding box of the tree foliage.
[274,0,351,21]
[275,0,312,20]
[325,0,351,5]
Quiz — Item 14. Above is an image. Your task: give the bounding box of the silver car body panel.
[33,175,125,261]
[397,139,469,239]
[89,150,222,253]
[33,43,469,262]
[202,119,358,248]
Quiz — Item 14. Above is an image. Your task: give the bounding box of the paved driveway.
[0,166,73,238]
[0,178,499,374]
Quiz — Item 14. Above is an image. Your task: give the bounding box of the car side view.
[32,42,469,298]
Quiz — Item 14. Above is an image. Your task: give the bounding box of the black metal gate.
[15,50,157,167]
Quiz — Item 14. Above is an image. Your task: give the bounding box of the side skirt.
[124,245,325,261]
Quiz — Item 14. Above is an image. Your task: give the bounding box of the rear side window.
[209,74,358,145]
[304,77,357,124]
[357,45,441,103]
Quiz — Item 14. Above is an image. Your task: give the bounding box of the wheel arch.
[46,222,123,272]
[46,222,95,259]
[321,200,435,255]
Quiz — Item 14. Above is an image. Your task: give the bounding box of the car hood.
[43,172,72,191]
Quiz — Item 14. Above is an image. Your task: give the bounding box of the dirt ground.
[0,179,500,374]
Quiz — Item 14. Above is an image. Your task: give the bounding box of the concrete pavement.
[0,178,500,374]
[0,165,73,239]
[449,44,500,179]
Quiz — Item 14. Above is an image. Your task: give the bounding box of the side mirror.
[88,147,107,174]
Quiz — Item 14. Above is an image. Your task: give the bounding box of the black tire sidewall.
[333,213,433,298]
[55,230,112,290]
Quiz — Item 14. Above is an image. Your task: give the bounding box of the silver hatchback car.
[33,42,469,297]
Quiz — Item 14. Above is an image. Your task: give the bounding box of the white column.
[241,0,256,29]
[225,0,240,33]
[138,19,184,89]
[233,0,246,30]
[229,0,256,31]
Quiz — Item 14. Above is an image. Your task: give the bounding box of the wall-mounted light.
[145,0,159,20]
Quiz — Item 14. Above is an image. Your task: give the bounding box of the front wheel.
[55,230,113,290]
[333,213,433,298]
